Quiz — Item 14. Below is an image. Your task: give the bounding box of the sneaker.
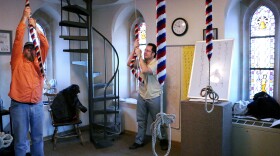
[129,142,144,149]
[160,139,168,151]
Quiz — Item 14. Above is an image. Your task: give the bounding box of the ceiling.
[44,0,133,6]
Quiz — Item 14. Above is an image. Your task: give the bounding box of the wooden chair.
[45,93,84,150]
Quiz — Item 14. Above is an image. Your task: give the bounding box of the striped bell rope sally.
[156,0,167,86]
[129,24,144,84]
[201,0,219,113]
[25,0,45,77]
[151,1,175,156]
[205,0,213,61]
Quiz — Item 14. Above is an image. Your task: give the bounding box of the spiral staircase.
[59,0,120,148]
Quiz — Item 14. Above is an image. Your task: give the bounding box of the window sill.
[120,98,137,109]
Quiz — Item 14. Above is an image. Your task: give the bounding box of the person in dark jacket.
[51,84,87,122]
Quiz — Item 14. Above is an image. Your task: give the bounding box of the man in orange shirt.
[9,5,49,156]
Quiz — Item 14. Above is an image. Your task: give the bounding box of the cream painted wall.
[136,0,228,45]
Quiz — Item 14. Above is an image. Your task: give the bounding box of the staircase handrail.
[64,0,119,95]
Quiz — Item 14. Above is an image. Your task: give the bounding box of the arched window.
[249,6,275,99]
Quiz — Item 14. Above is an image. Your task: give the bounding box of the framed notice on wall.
[203,28,218,40]
[188,39,234,100]
[0,30,12,54]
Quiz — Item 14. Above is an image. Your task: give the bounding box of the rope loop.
[200,85,219,113]
[200,86,219,101]
[151,113,175,156]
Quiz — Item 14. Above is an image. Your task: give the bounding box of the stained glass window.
[138,22,146,56]
[249,6,275,99]
[251,6,275,37]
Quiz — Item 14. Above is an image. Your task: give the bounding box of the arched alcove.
[31,5,71,91]
[111,3,145,98]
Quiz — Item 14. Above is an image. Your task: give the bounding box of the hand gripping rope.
[129,24,144,85]
[200,0,219,113]
[151,1,175,156]
[25,0,45,77]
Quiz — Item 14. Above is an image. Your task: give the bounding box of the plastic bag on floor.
[0,132,13,149]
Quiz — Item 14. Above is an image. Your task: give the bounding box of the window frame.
[243,0,280,101]
[249,6,276,99]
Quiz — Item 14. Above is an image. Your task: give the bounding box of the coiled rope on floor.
[0,132,13,149]
[151,1,175,156]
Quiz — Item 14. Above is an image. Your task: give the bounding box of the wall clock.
[171,18,188,36]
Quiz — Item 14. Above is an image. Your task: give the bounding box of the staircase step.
[62,5,89,16]
[60,35,88,41]
[93,95,119,102]
[93,109,119,114]
[59,21,88,28]
[63,49,88,53]
[72,61,87,66]
[85,72,101,78]
[93,83,113,89]
[91,122,121,135]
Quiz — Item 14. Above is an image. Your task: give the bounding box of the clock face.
[172,18,188,36]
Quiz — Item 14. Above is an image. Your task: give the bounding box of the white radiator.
[232,119,280,156]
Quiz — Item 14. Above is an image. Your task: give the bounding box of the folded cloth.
[233,100,249,115]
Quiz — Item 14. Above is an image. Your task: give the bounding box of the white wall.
[112,4,134,98]
[225,0,242,102]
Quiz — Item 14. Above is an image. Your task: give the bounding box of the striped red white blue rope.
[129,24,144,83]
[25,0,45,77]
[153,2,175,155]
[156,0,166,86]
[205,0,213,61]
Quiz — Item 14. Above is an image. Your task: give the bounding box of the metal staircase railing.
[59,0,120,148]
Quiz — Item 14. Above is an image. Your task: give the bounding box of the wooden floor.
[44,130,181,156]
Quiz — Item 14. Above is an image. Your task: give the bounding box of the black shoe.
[160,139,168,151]
[129,142,144,149]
